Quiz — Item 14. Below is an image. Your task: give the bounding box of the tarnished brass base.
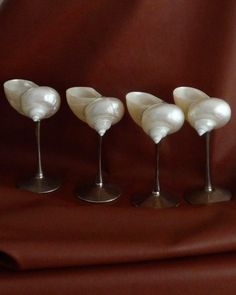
[17,176,60,194]
[76,183,121,203]
[132,192,180,208]
[184,187,232,205]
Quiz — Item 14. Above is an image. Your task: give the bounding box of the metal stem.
[205,132,213,192]
[35,121,44,179]
[96,134,103,187]
[152,143,160,196]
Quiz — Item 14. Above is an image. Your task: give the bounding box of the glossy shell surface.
[126,92,163,126]
[4,79,60,121]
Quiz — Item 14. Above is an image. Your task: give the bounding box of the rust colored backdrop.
[0,1,236,294]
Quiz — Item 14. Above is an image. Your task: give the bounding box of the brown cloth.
[0,0,236,294]
[1,191,236,271]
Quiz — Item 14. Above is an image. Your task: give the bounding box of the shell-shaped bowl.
[126,92,163,126]
[66,87,102,122]
[141,103,184,144]
[21,86,61,121]
[4,79,38,115]
[85,97,125,136]
[187,98,231,135]
[173,86,209,116]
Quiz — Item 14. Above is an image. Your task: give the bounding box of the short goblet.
[4,79,61,193]
[66,87,124,203]
[173,86,232,205]
[126,92,184,208]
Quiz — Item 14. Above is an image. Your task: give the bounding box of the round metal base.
[76,183,121,203]
[17,176,60,194]
[132,191,180,208]
[184,187,232,205]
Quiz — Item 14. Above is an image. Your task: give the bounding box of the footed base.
[17,176,60,194]
[184,187,232,205]
[76,183,121,203]
[132,191,180,208]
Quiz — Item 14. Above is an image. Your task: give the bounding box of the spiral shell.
[21,86,61,121]
[142,103,184,143]
[66,87,102,122]
[188,98,231,136]
[126,92,163,126]
[66,87,124,136]
[85,97,124,136]
[173,86,231,136]
[173,86,209,115]
[4,79,38,115]
[3,79,61,121]
[126,91,184,144]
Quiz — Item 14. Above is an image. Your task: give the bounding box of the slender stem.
[205,132,213,192]
[96,134,103,187]
[152,143,160,196]
[35,121,43,179]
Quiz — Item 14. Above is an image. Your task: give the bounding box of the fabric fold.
[1,199,236,271]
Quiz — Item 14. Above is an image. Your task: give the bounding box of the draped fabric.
[0,0,236,294]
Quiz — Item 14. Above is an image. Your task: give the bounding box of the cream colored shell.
[4,79,61,121]
[126,92,163,126]
[173,86,209,115]
[4,79,38,115]
[85,97,124,136]
[173,86,231,136]
[21,86,61,121]
[188,98,231,135]
[142,103,184,143]
[66,87,124,136]
[126,91,184,144]
[66,87,102,122]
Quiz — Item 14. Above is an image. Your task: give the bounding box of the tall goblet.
[66,87,124,203]
[173,86,232,205]
[4,79,61,193]
[126,92,184,208]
